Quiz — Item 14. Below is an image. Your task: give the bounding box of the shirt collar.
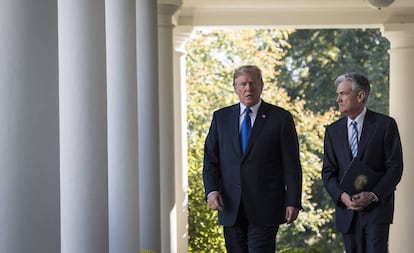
[348,106,367,127]
[240,100,261,116]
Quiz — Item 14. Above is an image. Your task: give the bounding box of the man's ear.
[357,90,365,102]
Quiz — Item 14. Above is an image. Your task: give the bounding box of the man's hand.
[341,191,376,211]
[340,192,357,209]
[207,191,224,211]
[285,206,300,224]
[350,191,376,209]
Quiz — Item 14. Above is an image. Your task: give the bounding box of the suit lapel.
[230,105,243,156]
[336,117,352,161]
[357,110,376,159]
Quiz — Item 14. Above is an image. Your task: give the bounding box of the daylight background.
[185,28,390,253]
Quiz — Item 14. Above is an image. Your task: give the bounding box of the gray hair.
[335,72,371,104]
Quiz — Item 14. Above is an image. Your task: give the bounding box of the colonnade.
[0,0,184,252]
[1,0,413,252]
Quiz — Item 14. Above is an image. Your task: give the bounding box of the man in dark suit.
[203,65,302,252]
[322,73,403,253]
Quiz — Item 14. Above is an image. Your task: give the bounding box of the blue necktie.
[240,108,252,153]
[350,121,358,158]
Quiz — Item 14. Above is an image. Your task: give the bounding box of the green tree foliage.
[186,29,341,252]
[278,29,390,114]
[185,28,389,252]
[186,29,293,252]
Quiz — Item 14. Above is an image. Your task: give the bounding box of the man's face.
[336,80,365,119]
[234,73,263,107]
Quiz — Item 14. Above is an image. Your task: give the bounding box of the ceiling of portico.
[176,0,414,28]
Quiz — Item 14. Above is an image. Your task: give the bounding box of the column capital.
[174,25,194,51]
[158,1,182,27]
[158,0,182,16]
[382,21,414,49]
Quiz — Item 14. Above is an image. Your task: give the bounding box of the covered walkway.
[0,0,413,252]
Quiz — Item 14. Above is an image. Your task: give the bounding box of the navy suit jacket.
[203,101,302,227]
[322,109,403,232]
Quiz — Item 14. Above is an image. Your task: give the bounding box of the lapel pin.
[262,114,266,118]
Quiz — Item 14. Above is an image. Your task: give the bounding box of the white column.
[158,2,181,252]
[173,26,194,253]
[383,23,414,253]
[0,1,60,252]
[172,49,189,253]
[106,0,139,253]
[58,1,109,253]
[136,0,161,251]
